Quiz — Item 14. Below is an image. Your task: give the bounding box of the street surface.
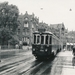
[0,49,75,75]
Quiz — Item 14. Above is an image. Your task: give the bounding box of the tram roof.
[33,31,59,40]
[33,31,53,35]
[43,31,53,34]
[33,31,40,34]
[43,31,59,40]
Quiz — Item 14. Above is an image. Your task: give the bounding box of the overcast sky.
[0,0,75,31]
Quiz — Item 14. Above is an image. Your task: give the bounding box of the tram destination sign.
[38,28,46,33]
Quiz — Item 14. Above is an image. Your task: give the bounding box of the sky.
[0,0,75,31]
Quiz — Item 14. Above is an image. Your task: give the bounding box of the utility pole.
[0,45,1,62]
[59,24,62,50]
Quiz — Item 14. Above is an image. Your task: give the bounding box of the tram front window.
[41,36,44,44]
[46,35,48,44]
[37,36,40,44]
[34,35,36,44]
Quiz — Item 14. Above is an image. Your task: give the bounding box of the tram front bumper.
[32,50,49,57]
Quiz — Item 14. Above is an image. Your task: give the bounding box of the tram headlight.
[33,48,35,51]
[45,49,47,52]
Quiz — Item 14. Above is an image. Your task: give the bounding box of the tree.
[0,28,12,45]
[0,2,19,45]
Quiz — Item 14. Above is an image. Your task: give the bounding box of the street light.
[59,24,62,50]
[0,46,1,62]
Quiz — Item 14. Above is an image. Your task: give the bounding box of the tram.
[32,29,62,59]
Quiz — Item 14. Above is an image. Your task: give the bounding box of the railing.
[0,45,32,49]
[1,45,15,49]
[0,46,32,60]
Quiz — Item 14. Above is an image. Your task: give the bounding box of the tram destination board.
[38,28,46,33]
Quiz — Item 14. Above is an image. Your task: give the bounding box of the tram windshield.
[34,35,40,44]
[41,35,49,44]
[34,34,51,44]
[46,35,48,44]
[37,36,40,44]
[34,35,36,44]
[41,36,44,44]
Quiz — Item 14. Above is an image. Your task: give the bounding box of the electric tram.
[32,29,62,59]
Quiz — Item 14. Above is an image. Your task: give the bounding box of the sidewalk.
[62,68,75,75]
[61,50,75,75]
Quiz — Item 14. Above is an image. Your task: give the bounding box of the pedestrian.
[0,45,1,62]
[72,47,75,68]
[15,44,19,49]
[72,57,75,68]
[72,45,75,56]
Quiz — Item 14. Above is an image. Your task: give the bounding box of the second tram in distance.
[32,30,62,59]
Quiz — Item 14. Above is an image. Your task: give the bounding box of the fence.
[1,45,15,49]
[1,45,32,49]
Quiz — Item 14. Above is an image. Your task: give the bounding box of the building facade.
[16,12,67,47]
[50,23,66,48]
[17,11,39,45]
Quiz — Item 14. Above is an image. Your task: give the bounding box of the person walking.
[72,57,75,68]
[72,46,75,56]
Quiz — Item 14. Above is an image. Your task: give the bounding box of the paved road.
[0,50,74,75]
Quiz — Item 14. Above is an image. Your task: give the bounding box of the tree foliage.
[0,2,19,45]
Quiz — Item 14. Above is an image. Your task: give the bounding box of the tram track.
[25,56,64,75]
[1,58,42,75]
[20,58,55,75]
[1,58,35,75]
[0,55,34,75]
[0,52,67,75]
[0,51,32,67]
[19,54,57,75]
[21,61,43,75]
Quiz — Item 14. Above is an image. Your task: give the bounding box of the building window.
[25,18,28,20]
[22,37,26,42]
[22,29,25,35]
[32,24,34,29]
[22,37,29,44]
[24,21,28,27]
[17,29,20,34]
[23,29,25,32]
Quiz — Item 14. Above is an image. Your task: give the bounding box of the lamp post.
[59,23,62,50]
[72,37,74,50]
[65,33,68,50]
[0,45,1,62]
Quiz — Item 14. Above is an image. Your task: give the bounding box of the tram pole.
[59,24,61,50]
[0,45,1,62]
[59,23,62,50]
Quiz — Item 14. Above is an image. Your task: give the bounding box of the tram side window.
[37,36,40,44]
[41,36,44,44]
[34,35,36,44]
[46,35,48,44]
[52,38,55,45]
[49,36,52,44]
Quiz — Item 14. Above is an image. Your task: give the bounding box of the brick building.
[16,12,67,47]
[17,11,39,45]
[50,23,66,47]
